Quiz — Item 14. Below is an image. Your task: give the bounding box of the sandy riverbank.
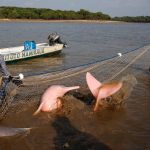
[0,19,123,24]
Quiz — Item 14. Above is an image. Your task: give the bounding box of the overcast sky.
[0,0,150,17]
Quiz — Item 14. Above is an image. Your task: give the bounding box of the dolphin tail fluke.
[94,82,123,111]
[86,72,102,98]
[97,82,123,101]
[33,102,44,116]
[93,99,100,111]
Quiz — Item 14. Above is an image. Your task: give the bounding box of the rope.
[108,46,150,81]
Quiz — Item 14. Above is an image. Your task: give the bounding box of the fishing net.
[0,44,150,119]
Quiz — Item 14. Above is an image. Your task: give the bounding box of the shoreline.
[0,19,123,24]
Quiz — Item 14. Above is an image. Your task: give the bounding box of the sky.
[0,0,150,17]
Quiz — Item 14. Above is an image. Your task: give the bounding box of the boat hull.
[1,44,63,62]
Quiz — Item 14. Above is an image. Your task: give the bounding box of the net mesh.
[0,45,150,119]
[23,44,149,86]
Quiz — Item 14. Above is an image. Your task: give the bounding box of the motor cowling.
[48,33,67,47]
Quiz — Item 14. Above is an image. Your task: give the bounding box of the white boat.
[0,33,67,62]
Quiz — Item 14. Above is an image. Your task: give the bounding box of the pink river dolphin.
[0,126,30,138]
[86,72,123,111]
[34,85,80,115]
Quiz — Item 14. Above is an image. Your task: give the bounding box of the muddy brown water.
[0,22,150,150]
[0,69,149,150]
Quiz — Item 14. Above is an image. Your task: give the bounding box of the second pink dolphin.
[86,72,123,111]
[33,85,80,115]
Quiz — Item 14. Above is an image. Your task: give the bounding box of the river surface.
[0,22,150,76]
[0,22,150,150]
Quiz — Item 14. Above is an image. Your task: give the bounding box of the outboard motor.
[47,33,67,47]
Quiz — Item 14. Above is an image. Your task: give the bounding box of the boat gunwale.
[1,43,64,62]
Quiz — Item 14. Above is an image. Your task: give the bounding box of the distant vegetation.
[0,7,111,20]
[0,7,150,22]
[113,16,150,23]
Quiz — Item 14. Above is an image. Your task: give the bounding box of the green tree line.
[0,7,111,20]
[0,7,150,22]
[113,16,150,23]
